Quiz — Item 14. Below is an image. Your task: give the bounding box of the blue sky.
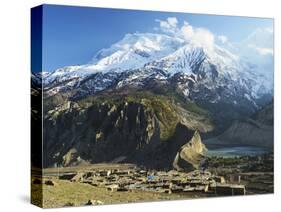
[37,4,273,72]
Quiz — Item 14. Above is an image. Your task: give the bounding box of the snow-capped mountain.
[38,32,273,110]
[43,33,183,85]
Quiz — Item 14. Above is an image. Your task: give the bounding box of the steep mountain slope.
[42,91,213,168]
[205,102,273,148]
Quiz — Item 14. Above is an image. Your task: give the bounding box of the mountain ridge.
[39,32,273,105]
[42,90,213,168]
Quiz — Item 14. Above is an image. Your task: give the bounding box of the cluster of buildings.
[58,167,246,196]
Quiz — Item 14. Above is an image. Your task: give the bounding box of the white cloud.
[167,17,178,27]
[235,27,274,82]
[156,18,215,52]
[180,21,194,39]
[256,47,273,56]
[217,35,228,44]
[180,21,215,51]
[155,18,273,58]
[244,27,273,56]
[248,45,273,56]
[155,17,179,34]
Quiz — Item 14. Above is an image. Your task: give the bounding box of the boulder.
[59,173,76,180]
[44,180,56,186]
[85,200,104,205]
[106,184,119,192]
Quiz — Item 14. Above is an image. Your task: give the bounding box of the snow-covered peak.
[92,32,184,60]
[41,30,273,102]
[145,41,242,79]
[42,33,185,85]
[87,32,184,72]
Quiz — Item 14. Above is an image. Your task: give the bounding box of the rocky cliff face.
[173,131,207,171]
[42,91,213,168]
